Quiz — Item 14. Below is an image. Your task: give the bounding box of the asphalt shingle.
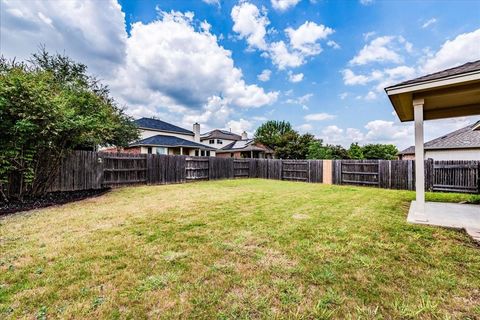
[134,118,193,135]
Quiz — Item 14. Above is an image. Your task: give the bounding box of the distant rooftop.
[134,117,193,135]
[217,139,273,153]
[201,129,242,141]
[130,134,214,150]
[398,120,480,154]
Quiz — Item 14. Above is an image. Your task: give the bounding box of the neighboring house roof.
[201,129,242,141]
[398,146,416,155]
[216,139,273,153]
[398,121,480,155]
[130,134,215,150]
[134,117,193,135]
[387,60,480,88]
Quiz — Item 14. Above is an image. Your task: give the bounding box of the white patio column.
[413,99,427,220]
[180,147,183,155]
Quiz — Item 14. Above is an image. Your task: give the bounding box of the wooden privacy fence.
[333,159,479,193]
[20,151,480,194]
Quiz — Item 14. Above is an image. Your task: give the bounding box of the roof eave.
[386,70,480,95]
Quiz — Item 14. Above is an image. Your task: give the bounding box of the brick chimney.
[193,123,200,142]
[241,131,248,140]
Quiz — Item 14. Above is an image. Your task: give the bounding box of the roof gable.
[134,118,193,135]
[201,129,242,141]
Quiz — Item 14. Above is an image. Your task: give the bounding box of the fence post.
[425,158,434,192]
[408,160,414,190]
[322,160,332,184]
[475,162,480,194]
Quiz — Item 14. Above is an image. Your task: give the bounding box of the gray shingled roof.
[200,129,242,141]
[387,60,480,88]
[130,134,215,150]
[134,118,193,135]
[398,121,480,154]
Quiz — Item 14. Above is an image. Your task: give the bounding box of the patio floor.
[408,201,480,242]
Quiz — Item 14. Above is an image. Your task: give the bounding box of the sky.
[1,0,479,149]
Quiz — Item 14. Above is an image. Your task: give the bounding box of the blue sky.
[1,0,479,149]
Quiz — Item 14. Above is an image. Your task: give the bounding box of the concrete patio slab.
[408,201,480,242]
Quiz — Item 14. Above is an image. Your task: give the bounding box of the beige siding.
[425,149,480,160]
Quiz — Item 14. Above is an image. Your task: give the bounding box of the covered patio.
[385,60,480,239]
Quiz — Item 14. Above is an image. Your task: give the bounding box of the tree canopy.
[254,120,294,150]
[254,121,315,159]
[0,49,139,200]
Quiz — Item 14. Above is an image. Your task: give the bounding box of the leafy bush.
[0,49,139,200]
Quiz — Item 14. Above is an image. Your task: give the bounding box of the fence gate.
[340,160,379,186]
[185,158,209,181]
[282,161,308,182]
[101,153,147,187]
[433,160,479,193]
[234,160,250,178]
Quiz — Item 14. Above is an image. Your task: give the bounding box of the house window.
[147,147,152,154]
[209,139,215,144]
[195,150,199,156]
[201,150,205,156]
[217,139,222,144]
[206,151,210,157]
[156,147,167,155]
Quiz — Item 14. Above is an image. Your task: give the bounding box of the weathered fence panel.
[282,161,308,182]
[268,159,283,180]
[49,150,103,191]
[340,160,379,186]
[234,159,251,178]
[209,157,234,180]
[308,160,323,183]
[433,160,479,193]
[186,157,209,181]
[101,153,147,187]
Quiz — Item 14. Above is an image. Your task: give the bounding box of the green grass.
[1,179,479,319]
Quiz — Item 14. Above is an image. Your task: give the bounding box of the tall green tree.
[307,140,332,159]
[307,140,350,160]
[254,120,294,150]
[362,144,398,160]
[348,142,364,159]
[275,132,315,159]
[0,50,139,200]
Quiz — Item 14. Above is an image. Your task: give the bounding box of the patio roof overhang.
[385,60,480,229]
[385,70,480,122]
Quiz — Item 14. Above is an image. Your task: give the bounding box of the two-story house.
[125,118,216,156]
[200,129,242,149]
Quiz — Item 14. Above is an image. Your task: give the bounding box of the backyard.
[0,179,479,319]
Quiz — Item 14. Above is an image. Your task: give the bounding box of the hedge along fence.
[4,151,479,196]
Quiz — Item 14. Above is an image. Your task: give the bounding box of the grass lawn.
[1,179,479,319]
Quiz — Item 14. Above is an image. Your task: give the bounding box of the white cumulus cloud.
[271,0,301,11]
[0,0,127,77]
[349,35,410,66]
[288,71,304,83]
[257,69,272,81]
[421,28,480,74]
[285,21,334,56]
[231,2,269,50]
[305,113,336,121]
